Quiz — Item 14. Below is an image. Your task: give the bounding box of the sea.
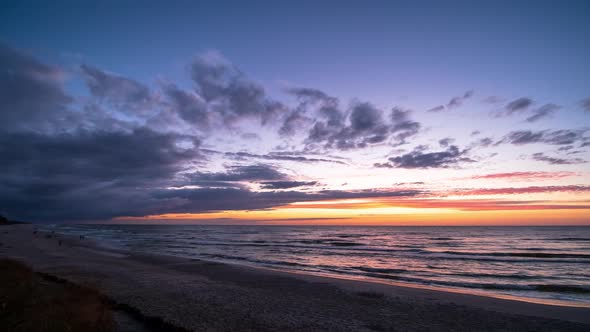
[40,224,590,306]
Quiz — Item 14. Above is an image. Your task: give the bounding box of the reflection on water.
[43,225,590,305]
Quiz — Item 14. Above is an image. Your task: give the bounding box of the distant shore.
[1,224,589,331]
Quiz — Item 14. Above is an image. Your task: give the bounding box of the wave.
[298,239,364,246]
[361,272,590,294]
[45,224,590,303]
[534,285,590,293]
[431,250,590,259]
[353,266,409,274]
[192,254,590,295]
[550,238,590,242]
[448,272,538,280]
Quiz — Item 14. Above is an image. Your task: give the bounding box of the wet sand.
[1,224,589,331]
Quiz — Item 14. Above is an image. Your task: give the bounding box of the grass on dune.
[0,259,114,332]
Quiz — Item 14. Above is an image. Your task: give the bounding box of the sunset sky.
[1,1,589,225]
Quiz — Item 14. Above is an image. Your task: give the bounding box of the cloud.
[161,82,209,128]
[525,103,560,123]
[500,130,544,144]
[531,153,585,165]
[427,105,445,112]
[494,98,560,122]
[469,171,577,181]
[468,137,494,149]
[188,165,287,183]
[505,97,533,114]
[500,129,588,146]
[286,87,336,104]
[438,137,454,147]
[0,128,200,221]
[306,102,418,150]
[279,87,343,137]
[2,42,587,223]
[426,91,473,112]
[259,181,318,189]
[80,64,155,115]
[279,110,312,136]
[153,187,423,213]
[375,145,472,169]
[452,185,590,196]
[580,98,590,112]
[281,87,422,151]
[0,44,72,131]
[189,51,285,125]
[389,107,421,145]
[225,151,346,164]
[447,90,473,109]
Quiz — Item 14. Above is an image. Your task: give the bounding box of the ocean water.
[42,224,590,306]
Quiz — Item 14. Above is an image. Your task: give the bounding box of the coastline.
[1,224,589,331]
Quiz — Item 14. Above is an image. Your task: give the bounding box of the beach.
[1,224,589,332]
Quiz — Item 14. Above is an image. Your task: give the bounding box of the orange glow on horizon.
[116,196,590,226]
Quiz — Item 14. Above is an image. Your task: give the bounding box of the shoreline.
[2,224,590,331]
[246,263,590,309]
[42,223,590,309]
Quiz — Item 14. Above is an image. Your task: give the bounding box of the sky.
[0,0,589,225]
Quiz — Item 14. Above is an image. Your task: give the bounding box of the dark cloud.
[0,128,200,221]
[188,165,286,183]
[427,105,445,112]
[279,110,312,136]
[349,102,383,131]
[283,88,422,151]
[189,51,285,125]
[580,98,590,112]
[497,129,587,145]
[469,137,494,149]
[305,102,391,150]
[447,90,473,109]
[80,64,154,115]
[259,181,318,189]
[153,187,422,213]
[438,137,454,147]
[389,107,421,145]
[161,83,209,128]
[286,87,336,104]
[225,151,346,164]
[505,97,533,114]
[525,103,560,123]
[280,87,343,137]
[495,98,561,122]
[426,91,473,112]
[500,129,588,146]
[375,145,472,169]
[531,153,585,165]
[3,43,586,224]
[0,44,72,131]
[501,130,544,145]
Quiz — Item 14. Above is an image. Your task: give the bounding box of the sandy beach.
[1,224,589,331]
